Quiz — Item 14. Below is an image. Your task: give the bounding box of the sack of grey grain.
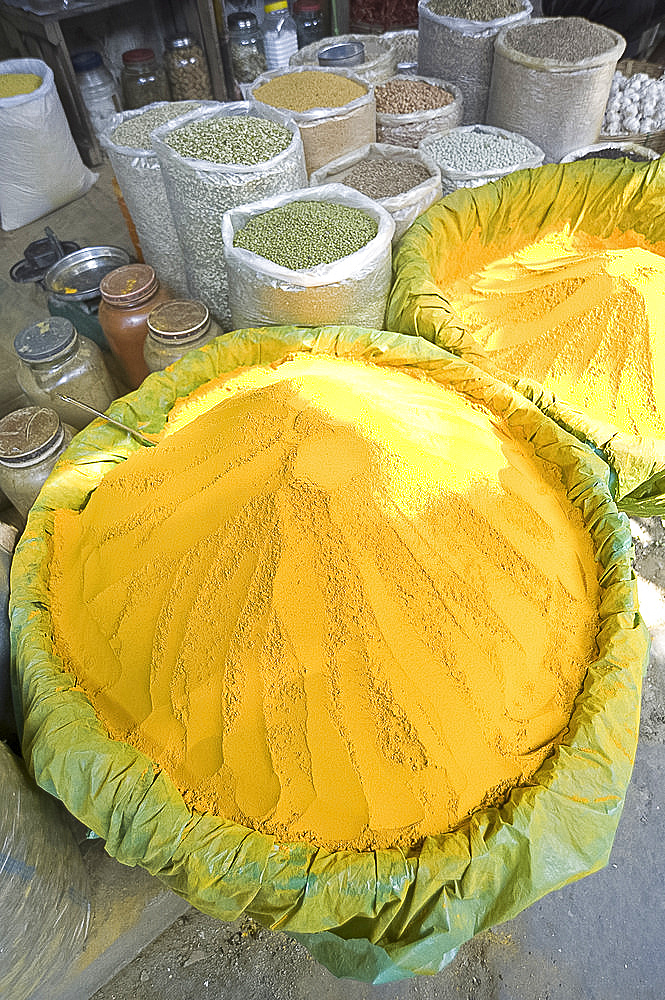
[486,17,626,162]
[417,0,532,125]
[100,101,216,297]
[289,32,398,84]
[375,75,464,147]
[152,102,307,329]
[310,142,442,242]
[221,184,395,329]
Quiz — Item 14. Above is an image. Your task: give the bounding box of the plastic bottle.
[71,50,122,138]
[262,0,298,71]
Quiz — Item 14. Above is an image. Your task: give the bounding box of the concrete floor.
[2,166,664,1000]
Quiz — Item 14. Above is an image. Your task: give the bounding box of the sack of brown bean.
[221,184,395,329]
[375,75,463,147]
[289,33,397,84]
[418,0,532,125]
[309,142,442,242]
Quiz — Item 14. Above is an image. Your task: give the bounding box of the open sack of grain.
[11,325,648,982]
[387,156,665,515]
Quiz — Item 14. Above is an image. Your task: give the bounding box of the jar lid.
[166,36,198,49]
[122,48,156,64]
[100,264,158,306]
[228,10,259,28]
[265,0,288,11]
[0,406,63,465]
[71,50,103,73]
[293,0,321,11]
[14,316,77,363]
[147,300,210,339]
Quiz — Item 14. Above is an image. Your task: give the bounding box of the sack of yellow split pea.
[10,325,648,983]
[387,155,665,516]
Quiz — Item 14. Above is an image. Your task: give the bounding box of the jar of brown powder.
[144,299,221,372]
[0,406,74,518]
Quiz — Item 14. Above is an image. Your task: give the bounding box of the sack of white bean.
[419,123,544,194]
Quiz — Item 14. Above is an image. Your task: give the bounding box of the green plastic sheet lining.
[386,156,665,516]
[10,325,649,983]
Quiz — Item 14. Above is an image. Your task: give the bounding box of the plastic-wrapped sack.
[382,28,419,68]
[0,58,97,232]
[221,184,394,328]
[151,102,307,329]
[376,75,463,148]
[559,140,659,163]
[289,32,398,84]
[417,0,532,125]
[419,123,544,195]
[0,741,90,1000]
[309,143,441,243]
[100,101,216,298]
[248,66,376,176]
[486,18,626,163]
[10,324,648,983]
[386,155,665,515]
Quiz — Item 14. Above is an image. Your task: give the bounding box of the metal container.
[317,41,365,67]
[43,246,133,303]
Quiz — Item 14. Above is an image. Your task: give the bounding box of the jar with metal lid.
[13,317,117,431]
[121,48,170,110]
[98,264,174,389]
[144,300,222,372]
[164,36,213,100]
[228,11,267,84]
[0,407,74,519]
[293,0,325,48]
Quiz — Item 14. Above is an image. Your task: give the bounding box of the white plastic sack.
[0,59,97,231]
[376,76,464,148]
[152,102,307,329]
[419,123,545,194]
[309,143,442,242]
[222,183,395,329]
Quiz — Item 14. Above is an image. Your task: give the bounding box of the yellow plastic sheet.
[386,157,665,515]
[10,326,649,983]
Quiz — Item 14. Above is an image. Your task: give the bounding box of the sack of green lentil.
[289,32,398,84]
[248,66,376,175]
[221,184,395,327]
[386,155,665,514]
[309,142,442,242]
[10,323,648,983]
[151,102,307,329]
[486,17,626,163]
[419,122,544,194]
[375,75,464,148]
[417,0,532,125]
[100,101,215,298]
[0,58,97,231]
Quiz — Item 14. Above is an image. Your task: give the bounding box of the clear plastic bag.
[152,102,307,329]
[376,75,464,147]
[309,143,442,242]
[0,58,97,231]
[221,183,395,328]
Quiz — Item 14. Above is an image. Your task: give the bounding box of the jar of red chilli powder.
[98,264,174,389]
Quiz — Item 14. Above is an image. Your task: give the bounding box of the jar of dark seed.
[293,0,325,49]
[13,317,117,431]
[144,299,222,371]
[121,48,170,110]
[228,12,267,84]
[98,264,175,389]
[164,36,213,100]
[0,406,74,518]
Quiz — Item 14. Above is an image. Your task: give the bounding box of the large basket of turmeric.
[386,156,665,516]
[10,325,648,983]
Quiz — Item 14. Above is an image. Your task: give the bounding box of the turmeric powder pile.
[446,228,665,439]
[48,354,600,851]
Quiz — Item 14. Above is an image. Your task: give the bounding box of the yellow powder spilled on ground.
[48,354,600,851]
[0,73,41,98]
[446,228,665,439]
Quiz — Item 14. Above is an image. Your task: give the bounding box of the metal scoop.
[57,394,158,447]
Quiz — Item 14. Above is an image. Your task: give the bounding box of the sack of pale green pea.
[419,123,544,194]
[100,101,216,298]
[221,184,395,328]
[309,143,441,243]
[374,75,464,148]
[416,0,532,126]
[151,102,306,329]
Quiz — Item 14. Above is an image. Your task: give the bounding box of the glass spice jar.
[293,0,325,48]
[98,264,174,389]
[228,11,267,85]
[121,48,170,110]
[0,406,74,519]
[144,299,222,372]
[13,317,117,431]
[164,36,213,100]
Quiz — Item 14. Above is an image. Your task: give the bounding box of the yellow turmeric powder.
[446,227,665,439]
[48,354,600,851]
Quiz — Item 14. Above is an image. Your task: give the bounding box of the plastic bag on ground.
[11,324,648,983]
